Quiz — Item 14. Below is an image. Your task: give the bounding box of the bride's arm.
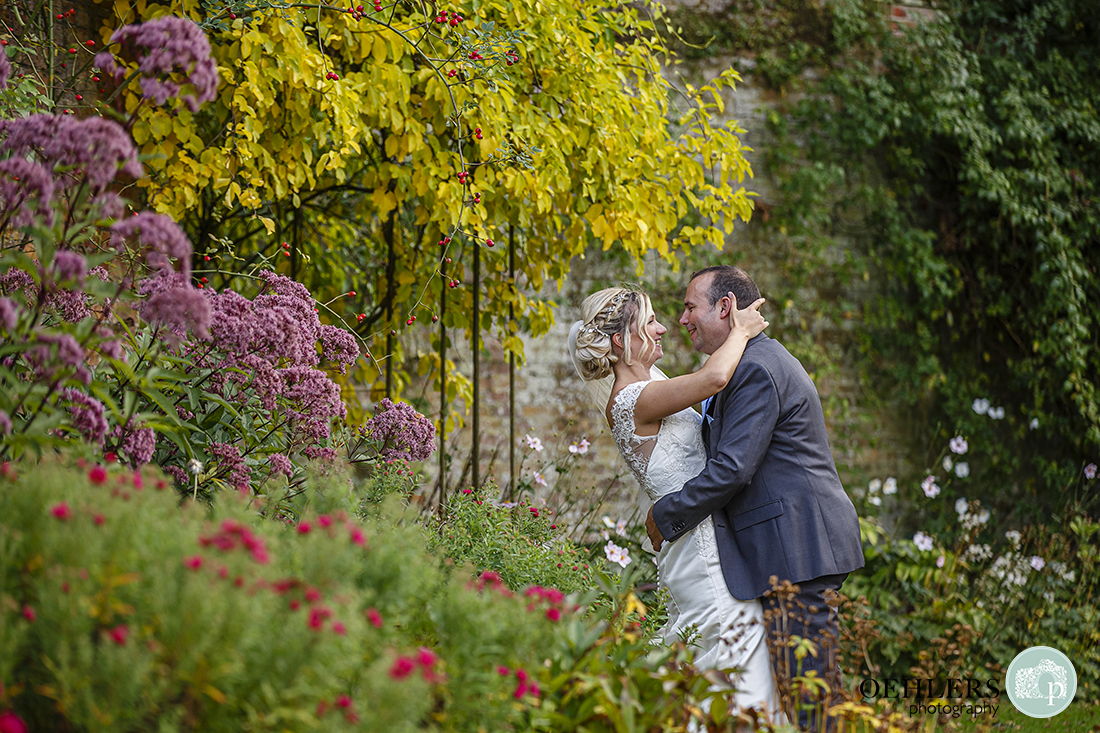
[633,295,767,426]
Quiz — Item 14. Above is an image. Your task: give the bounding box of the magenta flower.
[108,624,130,645]
[389,656,415,679]
[183,555,203,570]
[88,465,108,485]
[366,608,383,628]
[50,502,73,521]
[350,528,366,547]
[0,710,28,733]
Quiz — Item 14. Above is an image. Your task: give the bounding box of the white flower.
[976,509,990,525]
[1043,591,1055,604]
[921,476,940,498]
[1085,463,1097,480]
[600,529,610,540]
[943,456,954,472]
[604,541,631,568]
[988,406,1005,420]
[1030,556,1045,571]
[1004,530,1022,546]
[524,434,544,452]
[954,462,970,479]
[955,497,969,515]
[615,518,627,536]
[913,532,934,552]
[186,459,204,475]
[883,477,898,495]
[532,471,547,487]
[1029,418,1039,430]
[972,398,990,415]
[602,516,615,529]
[949,436,968,455]
[568,438,590,455]
[868,478,882,494]
[868,496,882,506]
[966,544,992,562]
[936,555,946,568]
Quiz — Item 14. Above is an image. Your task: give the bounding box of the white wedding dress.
[611,380,778,714]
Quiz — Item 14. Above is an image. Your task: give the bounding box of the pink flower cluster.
[389,647,441,683]
[524,585,566,622]
[198,518,271,564]
[316,693,359,723]
[497,665,540,699]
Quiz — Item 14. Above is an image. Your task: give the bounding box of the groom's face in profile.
[680,273,728,356]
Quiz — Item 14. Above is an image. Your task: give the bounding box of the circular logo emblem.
[1006,646,1077,718]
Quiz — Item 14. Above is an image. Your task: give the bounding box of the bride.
[568,286,777,716]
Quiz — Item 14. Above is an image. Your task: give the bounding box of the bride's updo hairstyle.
[570,287,657,381]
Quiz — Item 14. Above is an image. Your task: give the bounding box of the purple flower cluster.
[283,366,347,444]
[0,157,56,227]
[59,388,109,446]
[137,271,211,345]
[0,409,11,435]
[28,332,90,385]
[97,17,219,112]
[320,324,360,373]
[0,266,35,299]
[210,441,251,492]
[269,453,293,478]
[361,398,436,462]
[50,250,88,287]
[0,114,141,194]
[112,212,193,278]
[111,420,157,465]
[0,48,10,90]
[0,297,18,332]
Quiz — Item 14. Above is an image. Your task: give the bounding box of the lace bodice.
[610,380,707,502]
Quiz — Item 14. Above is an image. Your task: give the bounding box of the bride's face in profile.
[631,312,667,368]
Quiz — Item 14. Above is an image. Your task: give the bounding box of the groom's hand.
[645,507,664,552]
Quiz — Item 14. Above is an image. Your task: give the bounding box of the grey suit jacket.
[652,333,864,601]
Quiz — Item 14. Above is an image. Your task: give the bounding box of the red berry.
[201,277,208,283]
[75,94,83,100]
[203,255,210,261]
[406,318,413,325]
[229,12,236,18]
[445,257,452,263]
[486,238,493,246]
[431,315,439,323]
[92,75,99,81]
[86,40,95,46]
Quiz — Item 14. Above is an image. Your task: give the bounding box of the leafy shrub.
[0,458,563,731]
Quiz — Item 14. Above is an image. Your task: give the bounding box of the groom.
[645,265,864,730]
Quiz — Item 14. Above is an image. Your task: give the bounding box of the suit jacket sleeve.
[651,359,778,543]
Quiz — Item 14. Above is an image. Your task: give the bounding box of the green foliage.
[429,483,597,594]
[0,459,563,731]
[669,0,1100,520]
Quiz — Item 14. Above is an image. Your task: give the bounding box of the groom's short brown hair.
[690,265,761,310]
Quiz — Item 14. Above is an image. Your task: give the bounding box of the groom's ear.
[718,294,734,319]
